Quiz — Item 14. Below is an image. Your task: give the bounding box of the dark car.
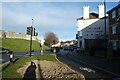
[72,46,77,50]
[63,46,69,50]
[68,46,74,51]
[50,47,60,53]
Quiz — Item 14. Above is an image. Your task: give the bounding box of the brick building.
[107,4,120,58]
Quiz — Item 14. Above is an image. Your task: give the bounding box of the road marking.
[79,67,95,73]
[68,55,120,77]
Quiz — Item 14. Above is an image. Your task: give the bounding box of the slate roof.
[77,12,98,20]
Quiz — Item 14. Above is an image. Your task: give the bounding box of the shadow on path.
[37,59,43,80]
[22,62,36,80]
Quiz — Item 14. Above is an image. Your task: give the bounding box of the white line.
[73,57,120,77]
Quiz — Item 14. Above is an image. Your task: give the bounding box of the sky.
[1,0,119,41]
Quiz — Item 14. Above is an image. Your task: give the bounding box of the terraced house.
[107,4,120,58]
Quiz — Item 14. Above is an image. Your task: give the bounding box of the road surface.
[1,51,40,64]
[56,49,120,80]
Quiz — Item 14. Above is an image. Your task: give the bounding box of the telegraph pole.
[30,19,33,57]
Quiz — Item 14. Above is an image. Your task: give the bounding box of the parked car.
[50,47,60,52]
[68,46,74,51]
[63,46,77,51]
[72,46,77,50]
[63,46,69,50]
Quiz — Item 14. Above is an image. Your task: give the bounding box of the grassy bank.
[1,38,49,52]
[2,54,56,79]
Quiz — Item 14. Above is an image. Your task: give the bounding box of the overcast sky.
[1,1,119,41]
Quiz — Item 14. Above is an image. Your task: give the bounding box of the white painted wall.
[77,18,109,48]
[83,19,108,39]
[77,19,99,31]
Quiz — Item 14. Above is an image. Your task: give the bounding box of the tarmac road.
[56,50,120,80]
[1,51,40,64]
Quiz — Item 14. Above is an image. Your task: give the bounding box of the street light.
[30,19,33,57]
[104,0,107,57]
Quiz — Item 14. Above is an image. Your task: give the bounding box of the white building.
[77,4,109,49]
[52,42,61,47]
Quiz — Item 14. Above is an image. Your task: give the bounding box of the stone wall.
[0,30,37,40]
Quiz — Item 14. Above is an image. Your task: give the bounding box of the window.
[86,34,88,36]
[112,41,117,50]
[112,11,116,18]
[112,26,116,34]
[80,31,82,37]
[118,8,120,16]
[95,34,98,36]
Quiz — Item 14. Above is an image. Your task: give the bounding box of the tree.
[44,32,59,47]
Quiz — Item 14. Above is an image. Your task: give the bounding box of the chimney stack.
[98,4,105,18]
[83,6,90,19]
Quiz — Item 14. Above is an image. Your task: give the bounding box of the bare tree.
[44,32,59,47]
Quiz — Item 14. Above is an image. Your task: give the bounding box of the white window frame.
[112,25,116,34]
[112,11,116,18]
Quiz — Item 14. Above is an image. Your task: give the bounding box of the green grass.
[2,54,57,79]
[1,38,49,52]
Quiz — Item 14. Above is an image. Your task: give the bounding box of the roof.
[77,12,98,20]
[77,12,108,20]
[107,4,120,13]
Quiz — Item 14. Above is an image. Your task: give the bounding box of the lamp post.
[104,0,107,58]
[30,19,33,57]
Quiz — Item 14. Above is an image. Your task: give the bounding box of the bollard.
[41,50,43,55]
[10,51,14,63]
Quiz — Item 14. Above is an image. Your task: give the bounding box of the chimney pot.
[98,4,105,18]
[83,5,90,19]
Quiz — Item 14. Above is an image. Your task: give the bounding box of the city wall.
[0,30,37,40]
